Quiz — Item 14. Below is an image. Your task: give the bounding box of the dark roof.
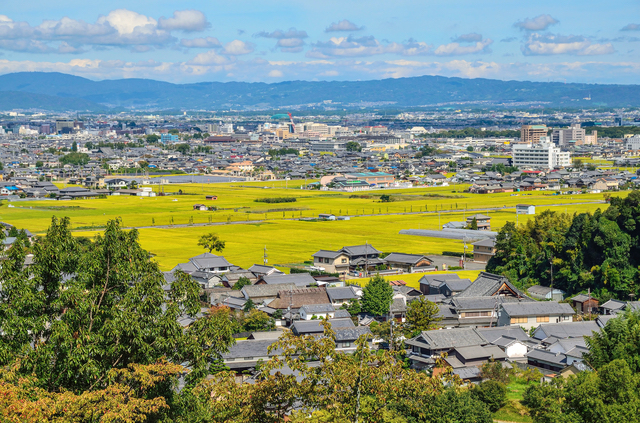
[339,244,381,256]
[409,327,486,350]
[533,321,600,340]
[242,283,297,298]
[457,272,528,298]
[291,318,354,335]
[384,252,433,265]
[326,286,360,302]
[312,250,345,259]
[261,273,316,287]
[501,302,575,317]
[269,287,331,309]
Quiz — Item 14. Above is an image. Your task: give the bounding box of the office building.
[512,141,571,169]
[161,133,179,143]
[520,125,548,143]
[55,119,74,134]
[552,124,588,146]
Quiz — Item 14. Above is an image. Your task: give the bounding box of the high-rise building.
[552,124,586,146]
[615,116,623,126]
[512,141,571,169]
[520,125,548,143]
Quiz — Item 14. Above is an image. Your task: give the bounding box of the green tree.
[232,276,252,290]
[405,296,442,335]
[243,309,274,332]
[35,160,44,168]
[573,158,584,170]
[198,233,226,253]
[243,298,256,312]
[361,274,393,316]
[59,152,90,166]
[145,134,160,143]
[468,216,478,230]
[472,380,507,412]
[345,141,362,152]
[0,217,235,394]
[380,194,392,202]
[72,141,77,152]
[176,143,190,154]
[466,146,474,152]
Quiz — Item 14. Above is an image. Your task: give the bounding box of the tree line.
[487,191,640,301]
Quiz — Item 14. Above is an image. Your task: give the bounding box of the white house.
[299,304,336,320]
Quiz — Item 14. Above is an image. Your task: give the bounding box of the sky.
[0,0,639,84]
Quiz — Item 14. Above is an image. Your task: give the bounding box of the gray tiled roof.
[457,272,528,298]
[190,253,232,270]
[262,273,316,287]
[475,326,530,343]
[291,318,355,335]
[384,252,433,265]
[242,283,297,298]
[533,321,600,340]
[222,339,280,359]
[526,349,567,366]
[414,327,487,349]
[312,250,344,259]
[300,303,335,314]
[335,326,372,341]
[327,286,360,302]
[501,301,575,317]
[340,244,382,256]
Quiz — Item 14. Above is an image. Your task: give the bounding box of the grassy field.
[0,181,626,270]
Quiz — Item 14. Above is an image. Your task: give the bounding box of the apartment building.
[520,125,548,143]
[551,124,596,146]
[512,142,571,169]
[626,135,640,151]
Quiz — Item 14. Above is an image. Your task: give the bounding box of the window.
[511,317,527,324]
[244,357,253,360]
[462,311,491,318]
[341,258,347,263]
[536,316,549,323]
[343,342,351,348]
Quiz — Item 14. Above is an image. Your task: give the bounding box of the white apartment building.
[512,141,571,169]
[626,135,640,151]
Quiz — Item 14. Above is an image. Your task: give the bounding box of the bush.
[472,380,507,412]
[254,197,297,203]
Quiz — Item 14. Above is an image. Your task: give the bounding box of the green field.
[1,181,625,270]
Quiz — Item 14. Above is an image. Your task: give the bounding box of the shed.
[516,204,535,215]
[528,285,565,301]
[571,294,599,314]
[319,213,336,221]
[206,195,218,200]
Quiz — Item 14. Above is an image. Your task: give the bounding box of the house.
[527,285,565,301]
[248,264,285,278]
[312,250,350,276]
[290,318,372,351]
[571,294,599,314]
[516,204,536,215]
[221,269,258,288]
[498,302,575,330]
[299,303,336,320]
[268,287,331,310]
[531,321,600,341]
[241,283,297,303]
[222,339,281,374]
[319,213,336,221]
[466,214,491,230]
[256,273,316,288]
[193,204,207,211]
[104,178,129,189]
[383,253,435,273]
[457,272,529,299]
[600,299,628,315]
[476,326,533,360]
[419,273,471,296]
[406,327,488,370]
[472,238,496,263]
[326,286,362,306]
[172,253,233,274]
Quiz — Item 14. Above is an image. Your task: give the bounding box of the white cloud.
[514,14,559,31]
[523,34,615,56]
[622,23,640,31]
[158,10,209,32]
[255,28,308,53]
[221,40,254,55]
[187,50,233,65]
[434,39,493,56]
[325,20,363,32]
[180,37,222,48]
[268,69,283,77]
[97,9,156,35]
[452,33,483,43]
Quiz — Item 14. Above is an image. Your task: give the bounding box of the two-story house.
[498,302,575,330]
[466,214,491,230]
[472,238,496,263]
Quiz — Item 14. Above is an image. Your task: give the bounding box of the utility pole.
[263,245,268,265]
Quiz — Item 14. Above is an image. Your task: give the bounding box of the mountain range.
[1,72,639,112]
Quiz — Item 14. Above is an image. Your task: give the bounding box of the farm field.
[1,181,620,231]
[0,181,627,270]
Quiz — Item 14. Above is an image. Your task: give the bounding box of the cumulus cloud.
[621,23,640,31]
[268,69,283,77]
[434,39,493,56]
[180,36,222,48]
[158,10,209,32]
[222,40,255,55]
[187,49,233,65]
[0,9,216,53]
[255,28,308,52]
[523,34,615,56]
[308,35,432,58]
[514,14,559,31]
[452,33,483,43]
[325,19,363,32]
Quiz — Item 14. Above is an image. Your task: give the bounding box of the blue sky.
[0,0,639,84]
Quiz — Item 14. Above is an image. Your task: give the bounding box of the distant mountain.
[1,71,639,111]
